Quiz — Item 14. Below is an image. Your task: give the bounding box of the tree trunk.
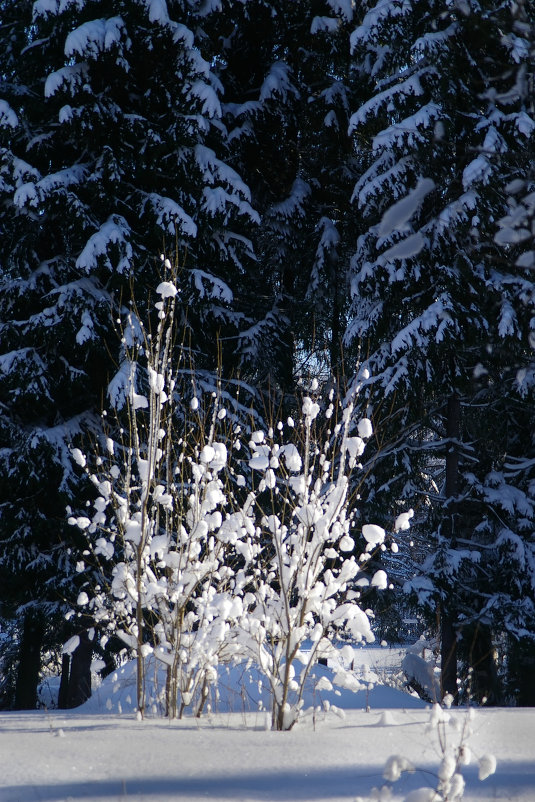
[66,631,93,708]
[135,549,145,718]
[279,264,295,396]
[14,609,44,710]
[440,393,460,700]
[441,611,458,699]
[507,637,535,705]
[329,252,343,380]
[58,654,70,709]
[468,623,500,705]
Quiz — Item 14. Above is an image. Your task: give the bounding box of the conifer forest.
[1,0,535,726]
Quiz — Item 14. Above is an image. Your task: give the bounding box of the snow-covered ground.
[1,706,534,801]
[1,648,534,802]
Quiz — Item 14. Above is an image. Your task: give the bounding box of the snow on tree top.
[435,190,478,234]
[462,156,492,191]
[412,25,457,59]
[194,145,252,202]
[11,158,40,185]
[191,270,233,303]
[372,103,442,152]
[32,0,57,17]
[33,0,85,19]
[260,61,299,103]
[14,165,89,209]
[326,0,353,21]
[76,310,95,345]
[390,298,454,354]
[145,0,171,25]
[0,100,18,129]
[350,0,412,51]
[310,17,339,35]
[502,32,530,63]
[196,0,224,16]
[44,63,88,98]
[515,112,535,138]
[188,81,222,119]
[76,216,132,274]
[65,17,128,59]
[378,178,435,237]
[348,71,432,132]
[148,193,197,237]
[352,153,413,209]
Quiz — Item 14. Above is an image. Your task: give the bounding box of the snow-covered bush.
[68,263,399,728]
[68,259,247,718]
[232,387,383,730]
[360,696,497,802]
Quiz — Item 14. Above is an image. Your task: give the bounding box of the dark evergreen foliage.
[346,0,535,702]
[1,0,534,708]
[0,0,258,707]
[196,0,361,390]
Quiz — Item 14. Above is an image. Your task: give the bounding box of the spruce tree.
[491,0,535,703]
[346,0,535,702]
[0,0,258,707]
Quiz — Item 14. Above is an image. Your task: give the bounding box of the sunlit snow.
[2,651,533,802]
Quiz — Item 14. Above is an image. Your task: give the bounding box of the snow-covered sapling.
[68,267,398,728]
[363,695,497,802]
[68,260,248,718]
[233,380,387,730]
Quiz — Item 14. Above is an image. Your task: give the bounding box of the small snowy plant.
[68,262,395,727]
[361,695,497,802]
[68,260,245,718]
[232,382,386,730]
